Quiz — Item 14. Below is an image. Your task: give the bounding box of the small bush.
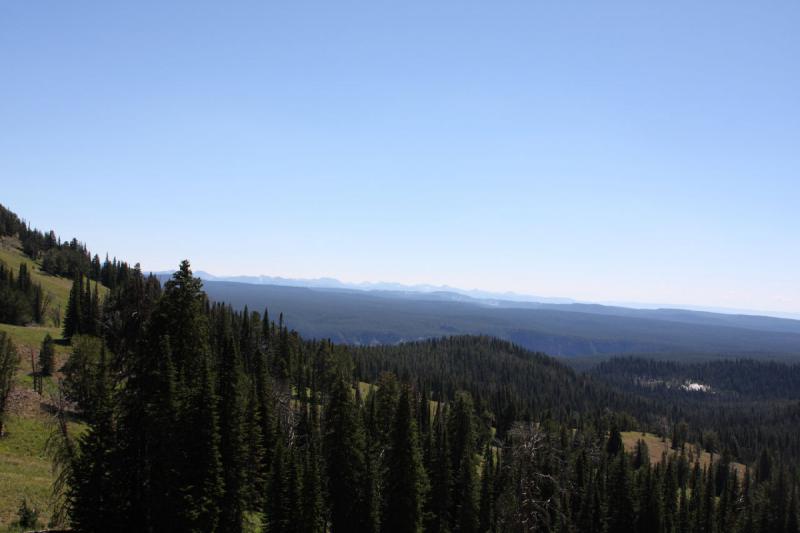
[17,497,39,528]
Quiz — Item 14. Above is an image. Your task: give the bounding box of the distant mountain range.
[158,270,800,320]
[183,271,577,305]
[151,270,800,360]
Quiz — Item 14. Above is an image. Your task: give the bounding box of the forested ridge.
[0,203,799,532]
[592,357,800,466]
[44,263,800,532]
[0,203,132,289]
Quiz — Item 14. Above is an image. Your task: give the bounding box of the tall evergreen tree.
[67,349,121,532]
[62,275,83,338]
[479,444,495,533]
[448,392,479,533]
[242,383,265,514]
[383,385,428,533]
[324,378,373,533]
[38,333,55,376]
[217,313,247,532]
[265,437,289,533]
[606,453,636,533]
[178,354,224,533]
[426,405,453,533]
[0,332,19,437]
[300,403,325,533]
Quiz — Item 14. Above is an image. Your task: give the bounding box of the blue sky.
[1,1,799,315]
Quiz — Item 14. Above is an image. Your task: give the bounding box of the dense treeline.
[594,357,800,400]
[62,275,102,338]
[351,337,654,439]
[50,262,800,532]
[0,203,130,285]
[593,357,800,465]
[0,260,50,325]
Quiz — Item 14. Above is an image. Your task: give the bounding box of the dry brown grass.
[622,431,747,478]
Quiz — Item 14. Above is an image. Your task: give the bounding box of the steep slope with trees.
[48,262,800,532]
[0,203,799,532]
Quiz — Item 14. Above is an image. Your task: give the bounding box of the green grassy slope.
[0,243,79,530]
[0,238,73,326]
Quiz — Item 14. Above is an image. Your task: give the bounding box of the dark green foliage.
[179,354,224,532]
[200,275,800,359]
[38,332,55,376]
[479,445,495,533]
[324,377,375,533]
[265,437,289,533]
[606,453,636,533]
[62,275,82,338]
[426,405,453,533]
[607,422,624,456]
[594,357,800,466]
[299,403,325,533]
[0,331,19,437]
[16,498,39,529]
[63,275,100,338]
[67,349,122,532]
[61,335,105,411]
[0,260,48,325]
[0,204,132,282]
[383,385,428,533]
[632,438,650,469]
[217,312,247,531]
[448,392,480,533]
[38,253,800,533]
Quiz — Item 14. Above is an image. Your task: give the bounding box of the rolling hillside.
[0,239,81,529]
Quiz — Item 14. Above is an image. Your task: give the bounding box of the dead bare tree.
[45,380,77,528]
[496,422,568,532]
[273,381,296,445]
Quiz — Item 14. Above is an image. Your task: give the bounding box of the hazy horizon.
[139,265,799,321]
[2,1,798,315]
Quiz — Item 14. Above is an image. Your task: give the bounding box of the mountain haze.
[196,279,800,359]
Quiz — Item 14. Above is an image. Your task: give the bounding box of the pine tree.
[178,354,224,532]
[479,444,495,533]
[607,421,624,457]
[636,466,662,533]
[265,435,288,533]
[0,333,19,437]
[63,275,83,338]
[787,483,799,533]
[448,392,479,533]
[242,383,265,514]
[89,281,100,335]
[286,447,305,533]
[677,487,689,533]
[218,314,247,532]
[275,314,291,379]
[324,378,372,533]
[662,459,679,533]
[606,453,636,533]
[143,262,222,532]
[699,465,716,533]
[81,275,93,335]
[383,385,428,533]
[426,405,453,533]
[38,333,55,376]
[67,348,121,532]
[632,439,650,470]
[300,403,325,533]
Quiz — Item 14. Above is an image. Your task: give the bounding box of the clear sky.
[1,1,799,315]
